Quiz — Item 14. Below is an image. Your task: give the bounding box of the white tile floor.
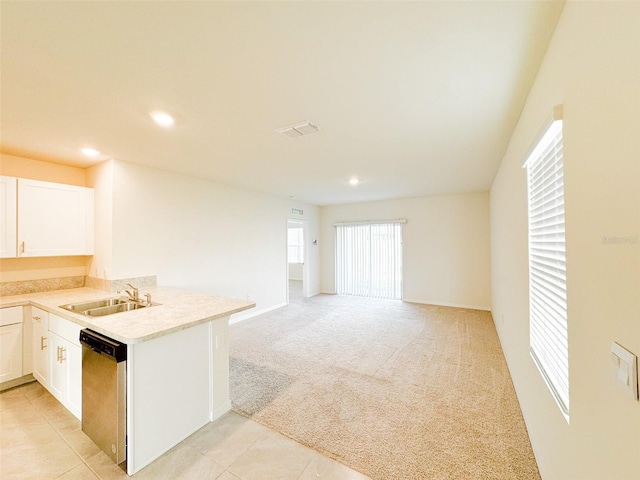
[0,381,370,480]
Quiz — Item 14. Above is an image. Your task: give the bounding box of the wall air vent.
[291,208,304,216]
[276,121,319,138]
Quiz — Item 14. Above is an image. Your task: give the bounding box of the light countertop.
[0,287,255,344]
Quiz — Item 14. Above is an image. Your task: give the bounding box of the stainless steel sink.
[60,297,130,312]
[59,297,159,316]
[83,302,149,316]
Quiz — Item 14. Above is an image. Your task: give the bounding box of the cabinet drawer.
[49,314,82,347]
[31,306,49,330]
[0,306,22,327]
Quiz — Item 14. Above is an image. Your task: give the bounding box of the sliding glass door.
[335,222,403,300]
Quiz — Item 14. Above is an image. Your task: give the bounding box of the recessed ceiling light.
[81,148,100,157]
[349,178,360,186]
[150,111,175,127]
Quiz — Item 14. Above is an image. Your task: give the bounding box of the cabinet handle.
[33,316,40,321]
[59,346,66,363]
[21,241,25,254]
[40,336,47,350]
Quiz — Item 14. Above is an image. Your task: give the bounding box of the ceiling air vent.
[291,208,304,216]
[276,121,319,138]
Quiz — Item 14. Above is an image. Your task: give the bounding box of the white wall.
[86,159,114,280]
[91,160,320,317]
[320,192,491,310]
[490,2,640,479]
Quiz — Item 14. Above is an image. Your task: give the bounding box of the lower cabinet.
[49,330,82,419]
[0,306,23,384]
[48,314,82,420]
[0,324,23,382]
[31,307,49,385]
[29,307,82,420]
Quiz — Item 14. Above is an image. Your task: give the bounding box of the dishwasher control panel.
[79,329,127,362]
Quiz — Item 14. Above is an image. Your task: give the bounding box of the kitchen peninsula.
[0,286,254,475]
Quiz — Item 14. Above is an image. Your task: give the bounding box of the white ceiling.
[0,1,564,206]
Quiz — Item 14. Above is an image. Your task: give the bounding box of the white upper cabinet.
[0,176,17,258]
[17,178,94,257]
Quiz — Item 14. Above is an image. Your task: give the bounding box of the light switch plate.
[611,342,639,400]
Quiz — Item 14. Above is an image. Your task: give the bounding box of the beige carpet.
[229,294,540,480]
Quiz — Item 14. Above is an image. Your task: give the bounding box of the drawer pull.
[33,316,41,321]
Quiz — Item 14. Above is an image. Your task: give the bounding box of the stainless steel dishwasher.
[79,329,127,465]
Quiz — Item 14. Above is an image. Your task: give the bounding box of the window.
[288,226,304,263]
[335,221,403,300]
[524,105,569,418]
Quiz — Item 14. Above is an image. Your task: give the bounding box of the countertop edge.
[0,288,256,344]
[39,301,253,344]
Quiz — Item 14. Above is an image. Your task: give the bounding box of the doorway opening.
[287,219,307,302]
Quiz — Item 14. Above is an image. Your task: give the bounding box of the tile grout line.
[22,389,85,479]
[222,425,276,479]
[26,387,102,480]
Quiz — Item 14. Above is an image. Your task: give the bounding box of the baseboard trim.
[229,302,288,324]
[318,292,489,311]
[0,374,36,392]
[229,297,490,321]
[212,400,232,421]
[402,298,491,311]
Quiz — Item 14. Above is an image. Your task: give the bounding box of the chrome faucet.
[117,283,151,304]
[121,283,139,302]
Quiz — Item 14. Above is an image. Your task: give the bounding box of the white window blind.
[524,108,569,417]
[335,221,403,300]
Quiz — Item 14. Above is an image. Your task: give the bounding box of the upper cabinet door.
[0,176,17,258]
[17,179,94,257]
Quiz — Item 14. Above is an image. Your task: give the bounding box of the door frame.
[286,219,309,301]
